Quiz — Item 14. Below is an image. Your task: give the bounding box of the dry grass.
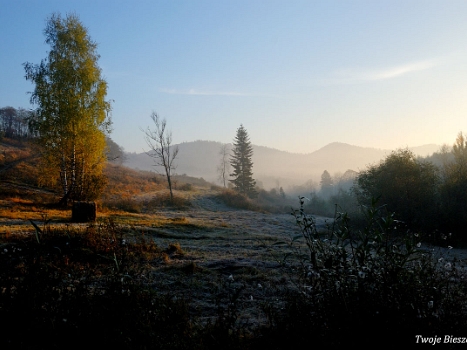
[0,200,68,222]
[3,138,466,348]
[0,139,42,187]
[216,189,259,211]
[103,164,165,198]
[2,197,466,348]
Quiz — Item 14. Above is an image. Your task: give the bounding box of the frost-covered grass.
[1,197,466,349]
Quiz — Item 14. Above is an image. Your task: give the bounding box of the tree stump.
[72,201,97,222]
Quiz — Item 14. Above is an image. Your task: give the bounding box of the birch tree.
[24,13,111,203]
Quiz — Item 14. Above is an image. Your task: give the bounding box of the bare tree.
[217,143,230,187]
[142,112,179,201]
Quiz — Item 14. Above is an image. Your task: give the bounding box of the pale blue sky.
[1,0,467,153]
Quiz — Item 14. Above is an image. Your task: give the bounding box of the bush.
[266,197,467,347]
[102,198,143,213]
[355,148,440,231]
[145,192,191,210]
[216,189,258,210]
[303,191,335,217]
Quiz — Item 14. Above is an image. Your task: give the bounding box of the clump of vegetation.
[216,189,258,211]
[165,242,184,256]
[0,106,35,139]
[349,140,467,245]
[102,197,144,213]
[265,197,467,348]
[145,192,191,210]
[255,187,291,213]
[355,148,439,231]
[295,136,467,246]
[173,174,210,187]
[178,182,193,191]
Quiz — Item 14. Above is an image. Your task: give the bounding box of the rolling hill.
[123,141,441,190]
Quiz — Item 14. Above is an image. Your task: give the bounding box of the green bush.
[355,148,440,231]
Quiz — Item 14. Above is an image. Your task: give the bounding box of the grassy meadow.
[1,138,467,349]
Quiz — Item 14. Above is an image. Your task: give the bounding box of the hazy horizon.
[124,138,443,157]
[122,139,443,190]
[2,1,467,154]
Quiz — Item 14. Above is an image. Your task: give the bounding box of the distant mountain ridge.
[123,141,441,189]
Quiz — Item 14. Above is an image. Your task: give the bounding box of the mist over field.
[2,1,467,346]
[124,140,441,189]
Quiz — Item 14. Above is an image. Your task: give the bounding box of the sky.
[1,0,467,154]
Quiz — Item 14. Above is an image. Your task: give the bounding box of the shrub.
[355,148,440,231]
[216,189,258,210]
[179,183,193,191]
[102,198,143,213]
[145,192,191,210]
[302,191,334,217]
[266,197,467,347]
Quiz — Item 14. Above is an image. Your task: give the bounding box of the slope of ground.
[1,138,466,348]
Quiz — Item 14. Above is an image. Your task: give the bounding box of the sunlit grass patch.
[95,213,218,236]
[0,203,69,222]
[8,197,34,205]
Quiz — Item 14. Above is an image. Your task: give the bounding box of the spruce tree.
[230,125,257,198]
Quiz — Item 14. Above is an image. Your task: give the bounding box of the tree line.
[0,106,37,139]
[303,133,467,244]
